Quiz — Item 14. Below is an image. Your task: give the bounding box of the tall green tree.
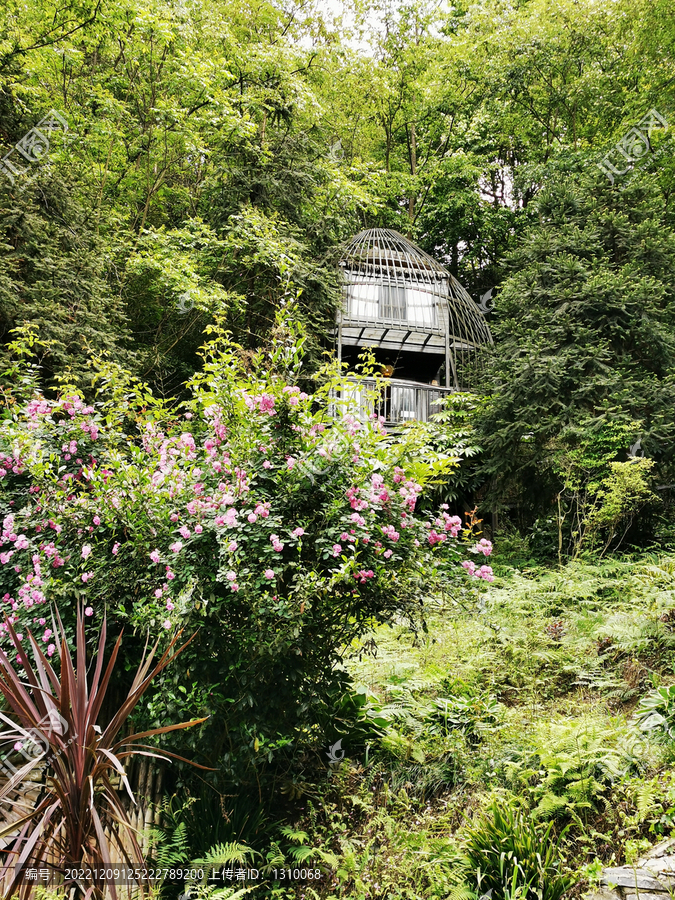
[478,165,675,516]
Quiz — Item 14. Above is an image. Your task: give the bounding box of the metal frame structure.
[336,228,492,391]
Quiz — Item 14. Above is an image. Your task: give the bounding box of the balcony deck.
[337,377,453,425]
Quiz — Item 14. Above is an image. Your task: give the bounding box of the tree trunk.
[408,121,417,226]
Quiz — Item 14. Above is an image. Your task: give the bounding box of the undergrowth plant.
[635,684,675,741]
[0,608,206,900]
[463,798,573,900]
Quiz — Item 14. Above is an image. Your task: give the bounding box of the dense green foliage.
[3,0,675,896]
[479,176,675,520]
[2,0,674,524]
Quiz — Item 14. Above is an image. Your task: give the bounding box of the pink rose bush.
[0,322,493,777]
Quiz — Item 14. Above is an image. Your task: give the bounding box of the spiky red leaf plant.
[0,607,209,900]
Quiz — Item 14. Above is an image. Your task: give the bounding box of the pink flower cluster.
[354,569,375,583]
[244,393,276,415]
[462,560,494,582]
[381,524,399,543]
[346,487,368,511]
[0,454,24,478]
[434,508,463,537]
[369,474,390,505]
[215,508,238,528]
[398,478,422,512]
[472,538,493,556]
[248,501,271,523]
[282,386,309,407]
[343,415,361,436]
[226,570,239,591]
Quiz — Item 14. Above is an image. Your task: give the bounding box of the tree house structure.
[335,228,492,423]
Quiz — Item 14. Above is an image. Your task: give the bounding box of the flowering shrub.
[0,321,491,787]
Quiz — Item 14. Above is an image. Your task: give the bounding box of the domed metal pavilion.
[335,228,492,423]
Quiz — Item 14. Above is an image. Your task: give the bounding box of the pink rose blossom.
[219,508,238,527]
[472,539,493,557]
[264,569,275,579]
[84,607,93,617]
[112,542,121,555]
[169,541,183,553]
[354,569,375,583]
[47,644,55,657]
[150,549,160,563]
[81,544,92,559]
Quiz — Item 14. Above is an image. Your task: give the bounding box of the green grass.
[175,553,675,899]
[269,553,675,899]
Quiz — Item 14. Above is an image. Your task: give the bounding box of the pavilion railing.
[336,377,452,425]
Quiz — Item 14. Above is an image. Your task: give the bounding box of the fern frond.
[210,887,258,900]
[279,825,309,844]
[193,842,258,868]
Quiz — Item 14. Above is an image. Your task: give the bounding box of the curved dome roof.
[338,228,492,353]
[339,227,449,283]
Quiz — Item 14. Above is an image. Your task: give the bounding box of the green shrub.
[463,798,573,900]
[635,684,675,741]
[0,318,484,798]
[429,694,504,744]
